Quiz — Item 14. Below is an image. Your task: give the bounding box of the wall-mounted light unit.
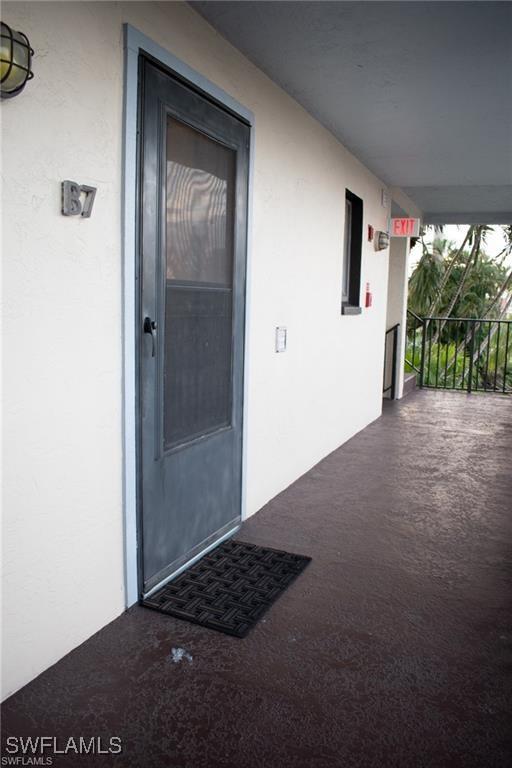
[1,21,33,99]
[374,231,390,251]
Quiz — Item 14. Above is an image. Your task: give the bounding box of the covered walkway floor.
[3,391,512,767]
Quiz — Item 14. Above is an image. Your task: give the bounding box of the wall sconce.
[374,231,390,251]
[0,21,34,99]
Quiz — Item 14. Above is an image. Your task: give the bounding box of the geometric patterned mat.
[143,539,311,638]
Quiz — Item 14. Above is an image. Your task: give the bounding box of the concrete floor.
[3,390,512,768]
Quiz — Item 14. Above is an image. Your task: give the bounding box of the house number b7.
[61,180,97,218]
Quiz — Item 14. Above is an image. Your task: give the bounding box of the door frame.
[122,24,255,607]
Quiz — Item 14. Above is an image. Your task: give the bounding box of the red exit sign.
[391,218,420,237]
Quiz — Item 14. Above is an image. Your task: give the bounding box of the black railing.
[383,323,400,399]
[405,315,512,394]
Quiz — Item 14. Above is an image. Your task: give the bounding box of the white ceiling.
[191,1,512,223]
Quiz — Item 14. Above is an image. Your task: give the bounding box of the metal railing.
[383,323,400,399]
[405,314,512,394]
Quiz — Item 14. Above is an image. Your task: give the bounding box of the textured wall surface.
[2,0,389,698]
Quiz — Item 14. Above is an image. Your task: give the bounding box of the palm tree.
[433,225,485,342]
[408,244,444,317]
[406,224,512,390]
[426,226,474,318]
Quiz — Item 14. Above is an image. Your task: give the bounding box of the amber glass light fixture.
[1,21,33,99]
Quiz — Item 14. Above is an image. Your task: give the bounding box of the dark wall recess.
[342,189,363,315]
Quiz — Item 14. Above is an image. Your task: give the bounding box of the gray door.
[139,59,249,595]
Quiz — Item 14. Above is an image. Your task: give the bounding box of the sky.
[408,225,510,277]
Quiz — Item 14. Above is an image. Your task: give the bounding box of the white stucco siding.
[2,0,390,699]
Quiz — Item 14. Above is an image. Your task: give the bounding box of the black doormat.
[143,539,311,638]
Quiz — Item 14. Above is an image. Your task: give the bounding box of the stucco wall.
[2,1,390,699]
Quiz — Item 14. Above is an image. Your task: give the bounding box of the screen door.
[139,59,249,595]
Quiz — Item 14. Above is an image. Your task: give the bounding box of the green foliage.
[405,225,512,392]
[442,253,507,319]
[408,244,444,317]
[408,226,508,321]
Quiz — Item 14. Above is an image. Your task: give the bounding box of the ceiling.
[191,1,512,223]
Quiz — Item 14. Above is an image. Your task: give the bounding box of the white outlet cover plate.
[275,326,287,353]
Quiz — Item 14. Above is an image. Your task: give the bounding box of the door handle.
[143,316,157,357]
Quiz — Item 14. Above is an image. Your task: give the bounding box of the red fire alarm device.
[368,225,374,242]
[365,282,373,308]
